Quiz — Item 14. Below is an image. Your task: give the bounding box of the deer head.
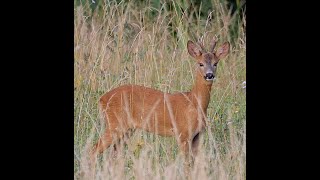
[187,38,230,82]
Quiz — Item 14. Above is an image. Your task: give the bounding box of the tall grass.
[74,0,246,179]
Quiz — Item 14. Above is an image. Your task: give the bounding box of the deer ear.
[215,42,230,59]
[187,40,202,58]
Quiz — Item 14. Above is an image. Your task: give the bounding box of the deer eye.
[213,62,218,66]
[199,63,204,67]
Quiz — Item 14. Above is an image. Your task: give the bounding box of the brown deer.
[90,37,230,163]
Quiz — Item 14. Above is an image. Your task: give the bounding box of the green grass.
[74,0,246,179]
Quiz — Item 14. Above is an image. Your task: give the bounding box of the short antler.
[210,37,217,53]
[197,36,218,53]
[197,37,207,53]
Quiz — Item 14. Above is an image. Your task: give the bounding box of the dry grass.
[74,0,246,179]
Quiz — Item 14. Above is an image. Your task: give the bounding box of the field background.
[74,0,246,179]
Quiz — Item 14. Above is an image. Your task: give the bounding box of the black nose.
[206,73,214,79]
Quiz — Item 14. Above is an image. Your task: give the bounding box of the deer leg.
[90,130,112,158]
[178,138,193,178]
[88,129,112,173]
[178,137,193,162]
[111,130,131,158]
[191,132,201,158]
[91,130,131,170]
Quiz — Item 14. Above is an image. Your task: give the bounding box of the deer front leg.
[178,138,193,179]
[191,132,201,157]
[178,139,191,159]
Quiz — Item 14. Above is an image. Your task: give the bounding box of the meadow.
[74,0,246,179]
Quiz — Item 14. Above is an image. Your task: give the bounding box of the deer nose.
[205,73,214,79]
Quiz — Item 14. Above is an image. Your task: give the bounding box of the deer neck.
[190,72,213,114]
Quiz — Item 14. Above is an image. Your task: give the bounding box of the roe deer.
[91,37,230,163]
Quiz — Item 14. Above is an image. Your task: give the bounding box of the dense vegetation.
[74,0,246,179]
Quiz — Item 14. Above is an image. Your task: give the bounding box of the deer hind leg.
[90,129,113,166]
[91,130,113,155]
[91,126,130,156]
[90,128,128,170]
[90,114,124,156]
